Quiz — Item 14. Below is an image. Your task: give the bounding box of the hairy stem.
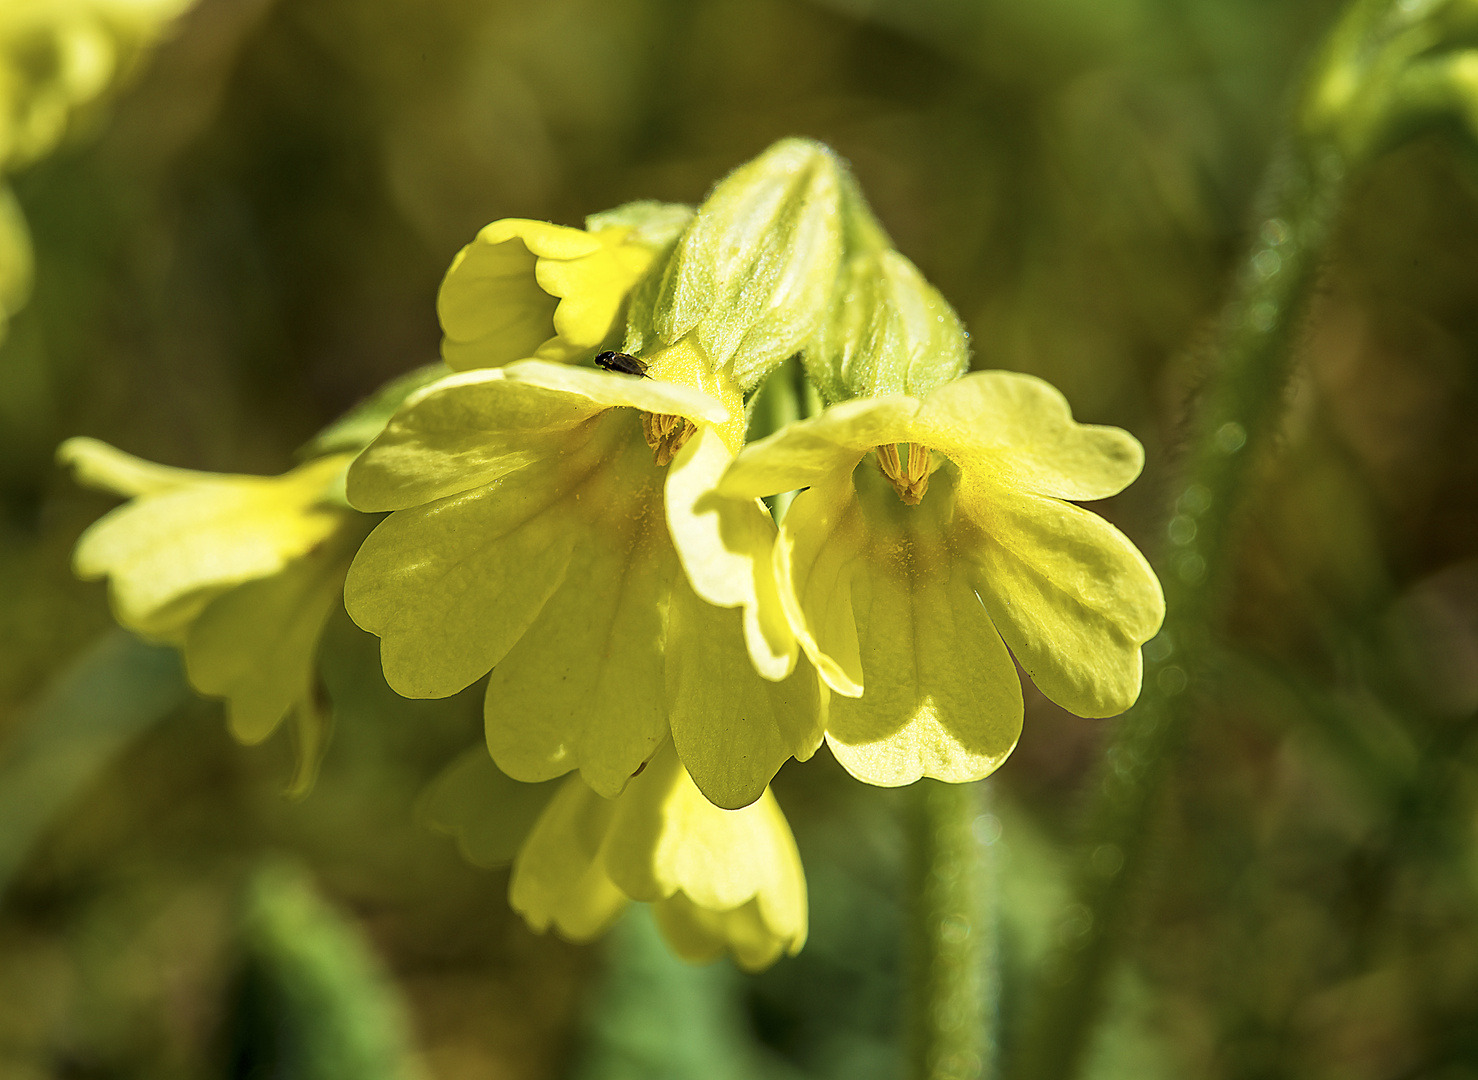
[1009,133,1349,1080]
[910,778,998,1080]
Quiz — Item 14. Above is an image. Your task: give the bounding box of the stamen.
[642,412,698,466]
[877,442,931,505]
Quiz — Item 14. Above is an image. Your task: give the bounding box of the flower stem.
[910,778,999,1080]
[1009,135,1349,1080]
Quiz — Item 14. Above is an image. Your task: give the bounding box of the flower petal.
[824,555,1023,787]
[506,359,729,424]
[509,775,629,940]
[184,525,356,746]
[666,424,796,681]
[72,454,350,638]
[345,368,602,512]
[438,219,598,371]
[718,396,917,500]
[666,577,824,809]
[482,430,676,797]
[343,453,585,698]
[58,436,202,496]
[654,893,802,972]
[917,371,1144,501]
[599,744,808,934]
[958,485,1165,717]
[539,230,657,349]
[775,471,866,697]
[416,747,561,870]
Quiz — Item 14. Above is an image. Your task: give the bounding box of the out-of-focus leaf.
[225,861,424,1080]
[0,628,187,897]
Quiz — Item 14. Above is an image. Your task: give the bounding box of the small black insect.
[594,350,651,378]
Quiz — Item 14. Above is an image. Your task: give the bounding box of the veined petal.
[666,577,824,810]
[345,368,595,511]
[480,418,676,797]
[184,522,360,746]
[825,553,1022,788]
[917,371,1144,501]
[775,470,866,697]
[509,775,629,940]
[666,424,796,681]
[483,474,676,799]
[599,744,807,932]
[72,453,351,638]
[718,396,918,500]
[344,448,587,698]
[958,484,1165,717]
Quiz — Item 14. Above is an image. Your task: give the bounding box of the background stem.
[1009,134,1349,1080]
[910,778,998,1080]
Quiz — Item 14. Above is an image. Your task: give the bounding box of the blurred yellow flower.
[59,437,365,795]
[717,371,1166,787]
[438,202,692,372]
[509,740,807,973]
[344,347,824,810]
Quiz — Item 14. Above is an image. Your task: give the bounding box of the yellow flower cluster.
[62,139,1164,971]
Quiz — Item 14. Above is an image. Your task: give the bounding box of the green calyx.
[624,138,970,403]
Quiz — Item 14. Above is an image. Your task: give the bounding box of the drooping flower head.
[343,348,824,810]
[59,437,368,794]
[716,371,1166,786]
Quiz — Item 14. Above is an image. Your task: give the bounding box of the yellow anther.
[876,442,931,505]
[642,412,698,466]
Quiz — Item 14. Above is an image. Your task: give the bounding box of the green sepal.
[643,138,848,390]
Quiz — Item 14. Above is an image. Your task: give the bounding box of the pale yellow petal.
[58,436,203,496]
[416,747,561,870]
[665,424,796,681]
[345,368,603,512]
[917,371,1144,501]
[774,470,866,697]
[600,743,808,932]
[509,776,629,940]
[343,453,583,698]
[72,454,350,637]
[184,521,357,745]
[438,219,597,371]
[718,395,917,500]
[505,359,729,425]
[654,893,802,972]
[959,484,1164,717]
[824,554,1022,788]
[666,576,824,810]
[482,423,676,797]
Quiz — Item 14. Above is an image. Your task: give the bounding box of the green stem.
[910,778,998,1080]
[1009,135,1349,1080]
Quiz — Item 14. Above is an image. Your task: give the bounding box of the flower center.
[876,442,931,505]
[642,412,698,466]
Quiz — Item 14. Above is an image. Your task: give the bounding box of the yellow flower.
[438,202,692,372]
[343,344,825,810]
[59,437,365,795]
[716,371,1166,787]
[509,740,807,973]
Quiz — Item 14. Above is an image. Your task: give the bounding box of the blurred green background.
[7,0,1478,1077]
